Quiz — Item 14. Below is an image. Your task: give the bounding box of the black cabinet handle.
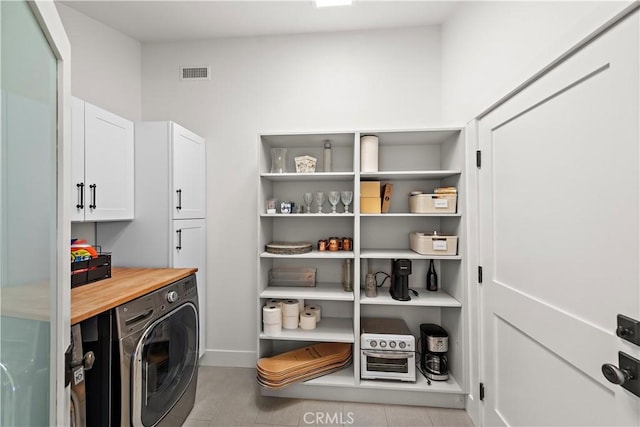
[76,183,85,209]
[89,184,97,209]
[176,189,182,211]
[176,229,182,250]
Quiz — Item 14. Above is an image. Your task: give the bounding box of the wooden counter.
[71,267,197,324]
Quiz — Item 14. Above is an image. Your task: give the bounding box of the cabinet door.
[172,218,206,357]
[84,102,134,221]
[70,97,86,221]
[172,123,205,219]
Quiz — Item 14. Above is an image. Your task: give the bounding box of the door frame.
[466,2,640,425]
[26,1,71,425]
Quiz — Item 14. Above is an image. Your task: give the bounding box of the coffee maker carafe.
[420,323,449,381]
[390,259,412,301]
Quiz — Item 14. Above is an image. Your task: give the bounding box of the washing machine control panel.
[166,290,179,303]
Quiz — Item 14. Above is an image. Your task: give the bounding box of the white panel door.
[172,219,206,357]
[84,102,134,221]
[172,123,205,219]
[478,10,640,427]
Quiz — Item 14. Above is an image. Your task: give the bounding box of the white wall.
[141,26,443,365]
[441,0,634,123]
[55,3,142,121]
[56,3,142,243]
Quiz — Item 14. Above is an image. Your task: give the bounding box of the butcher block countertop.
[71,267,197,324]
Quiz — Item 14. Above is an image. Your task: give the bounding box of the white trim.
[27,1,71,426]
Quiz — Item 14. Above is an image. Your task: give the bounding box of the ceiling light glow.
[315,0,353,7]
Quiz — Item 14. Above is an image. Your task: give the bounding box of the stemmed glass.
[328,191,340,214]
[315,192,325,214]
[340,191,353,214]
[303,192,313,213]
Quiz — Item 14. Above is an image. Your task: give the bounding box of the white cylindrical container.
[262,304,282,324]
[282,315,299,330]
[282,299,299,317]
[360,135,379,172]
[263,322,282,335]
[323,141,332,172]
[299,311,317,330]
[304,305,322,322]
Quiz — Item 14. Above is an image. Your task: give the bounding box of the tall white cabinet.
[98,122,207,356]
[257,128,468,407]
[70,97,134,222]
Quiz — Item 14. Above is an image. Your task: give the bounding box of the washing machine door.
[131,302,198,427]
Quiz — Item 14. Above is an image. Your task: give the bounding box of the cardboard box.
[381,184,393,213]
[360,181,381,198]
[360,197,381,214]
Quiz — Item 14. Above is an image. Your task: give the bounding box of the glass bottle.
[427,259,438,291]
[342,259,353,292]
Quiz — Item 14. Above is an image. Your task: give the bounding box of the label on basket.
[434,199,449,208]
[433,239,448,251]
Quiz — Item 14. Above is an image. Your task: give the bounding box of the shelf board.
[259,317,354,342]
[360,170,461,181]
[261,213,355,218]
[261,250,355,259]
[304,367,356,387]
[360,213,461,218]
[359,372,463,394]
[261,172,355,182]
[360,249,462,260]
[359,289,461,307]
[261,283,355,301]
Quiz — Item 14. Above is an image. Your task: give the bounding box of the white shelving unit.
[256,128,468,407]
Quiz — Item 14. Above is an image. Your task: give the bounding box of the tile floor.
[184,366,474,427]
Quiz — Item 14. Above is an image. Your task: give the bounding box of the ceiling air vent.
[180,66,210,81]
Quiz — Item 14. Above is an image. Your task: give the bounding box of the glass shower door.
[0,1,59,425]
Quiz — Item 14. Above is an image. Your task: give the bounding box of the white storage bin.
[410,232,458,256]
[409,193,457,214]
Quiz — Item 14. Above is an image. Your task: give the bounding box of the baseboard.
[199,349,256,368]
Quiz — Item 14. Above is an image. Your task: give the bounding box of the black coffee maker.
[420,323,449,381]
[390,259,412,301]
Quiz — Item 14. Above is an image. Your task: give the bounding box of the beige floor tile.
[343,402,388,427]
[255,396,305,426]
[182,419,210,427]
[426,408,474,427]
[384,405,434,427]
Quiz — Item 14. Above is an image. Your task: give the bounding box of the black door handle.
[89,184,97,209]
[176,229,182,250]
[76,183,84,209]
[176,189,182,211]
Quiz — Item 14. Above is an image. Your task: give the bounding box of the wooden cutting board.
[257,342,351,374]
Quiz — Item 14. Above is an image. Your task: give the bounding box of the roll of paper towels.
[282,315,299,330]
[360,135,379,172]
[262,304,282,324]
[304,305,321,322]
[263,322,282,335]
[299,311,317,330]
[282,299,299,317]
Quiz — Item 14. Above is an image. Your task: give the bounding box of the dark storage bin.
[71,253,111,288]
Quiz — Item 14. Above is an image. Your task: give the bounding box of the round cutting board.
[265,242,312,255]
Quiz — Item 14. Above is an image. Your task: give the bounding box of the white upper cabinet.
[172,123,206,219]
[71,97,134,222]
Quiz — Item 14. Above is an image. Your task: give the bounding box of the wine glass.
[303,192,313,213]
[340,191,353,213]
[328,191,340,213]
[315,191,325,214]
